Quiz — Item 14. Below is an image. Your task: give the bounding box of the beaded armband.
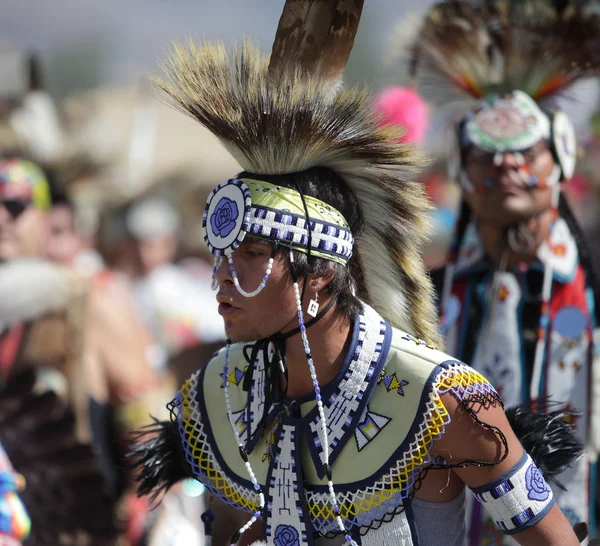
[470,452,554,534]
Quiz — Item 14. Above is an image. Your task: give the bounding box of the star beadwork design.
[379,372,409,396]
[219,366,246,388]
[401,333,436,350]
[231,409,248,438]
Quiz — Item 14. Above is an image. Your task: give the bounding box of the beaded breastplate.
[172,305,498,543]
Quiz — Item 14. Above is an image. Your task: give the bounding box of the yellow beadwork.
[179,379,260,513]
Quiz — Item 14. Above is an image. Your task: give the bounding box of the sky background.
[0,0,433,97]
[1,0,597,143]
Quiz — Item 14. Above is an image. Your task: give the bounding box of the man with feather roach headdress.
[409,0,600,543]
[130,1,591,545]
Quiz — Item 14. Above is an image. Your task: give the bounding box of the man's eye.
[245,249,264,257]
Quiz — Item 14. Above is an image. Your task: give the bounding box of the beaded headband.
[203,178,353,264]
[203,177,355,297]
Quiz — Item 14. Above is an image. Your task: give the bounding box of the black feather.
[0,369,121,545]
[128,417,189,502]
[505,402,584,487]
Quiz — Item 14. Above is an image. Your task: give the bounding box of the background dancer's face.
[463,140,558,227]
[0,198,47,261]
[213,238,300,342]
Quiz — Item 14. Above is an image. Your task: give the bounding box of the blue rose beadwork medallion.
[525,462,551,502]
[203,179,252,256]
[210,197,239,238]
[273,524,300,546]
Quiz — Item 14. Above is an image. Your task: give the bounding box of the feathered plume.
[0,260,76,329]
[505,402,584,485]
[410,0,600,106]
[152,41,440,343]
[0,370,120,545]
[268,0,364,85]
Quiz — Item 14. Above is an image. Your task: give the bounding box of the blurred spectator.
[122,195,225,381]
[0,157,164,545]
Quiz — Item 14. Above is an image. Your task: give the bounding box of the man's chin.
[224,326,259,343]
[480,204,538,227]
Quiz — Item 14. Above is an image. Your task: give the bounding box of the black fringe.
[505,402,584,487]
[128,417,189,502]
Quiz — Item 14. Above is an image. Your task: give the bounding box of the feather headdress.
[410,0,600,107]
[152,33,439,343]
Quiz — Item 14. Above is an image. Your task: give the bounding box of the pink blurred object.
[567,172,592,202]
[374,86,429,145]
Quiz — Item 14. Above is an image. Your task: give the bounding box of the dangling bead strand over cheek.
[211,256,223,290]
[223,340,265,542]
[228,242,278,298]
[289,250,358,546]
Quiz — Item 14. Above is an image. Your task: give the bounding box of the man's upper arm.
[433,392,579,545]
[433,391,523,487]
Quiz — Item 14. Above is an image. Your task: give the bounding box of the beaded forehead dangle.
[203,177,354,297]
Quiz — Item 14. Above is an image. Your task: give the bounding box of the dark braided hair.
[449,199,473,261]
[558,193,600,324]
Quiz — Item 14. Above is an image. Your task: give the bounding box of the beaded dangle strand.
[226,243,278,298]
[289,250,358,546]
[223,340,265,544]
[221,248,357,546]
[529,184,560,400]
[211,256,223,290]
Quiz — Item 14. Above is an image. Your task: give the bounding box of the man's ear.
[309,265,335,293]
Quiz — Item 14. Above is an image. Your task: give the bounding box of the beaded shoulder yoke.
[171,305,501,539]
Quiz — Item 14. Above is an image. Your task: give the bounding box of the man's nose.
[496,151,524,170]
[214,255,233,285]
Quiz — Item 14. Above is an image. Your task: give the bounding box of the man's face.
[0,198,47,261]
[44,205,82,265]
[463,140,558,226]
[214,239,299,342]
